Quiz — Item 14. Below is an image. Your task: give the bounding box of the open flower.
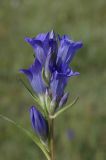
[20,30,83,113]
[20,59,46,94]
[25,30,57,66]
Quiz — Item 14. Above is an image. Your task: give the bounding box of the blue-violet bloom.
[20,59,46,94]
[30,106,49,141]
[20,30,83,113]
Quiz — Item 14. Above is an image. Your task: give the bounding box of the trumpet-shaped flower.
[25,31,57,66]
[20,59,46,94]
[20,30,83,113]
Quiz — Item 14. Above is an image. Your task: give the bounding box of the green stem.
[49,118,55,160]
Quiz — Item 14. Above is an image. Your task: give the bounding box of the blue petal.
[65,41,83,64]
[30,106,48,140]
[56,38,70,67]
[44,49,52,79]
[50,71,67,99]
[20,59,46,94]
[20,69,32,81]
[24,33,49,65]
[24,31,58,66]
[67,69,80,77]
[59,92,69,108]
[60,67,80,77]
[25,37,46,65]
[36,32,49,41]
[57,35,83,66]
[25,37,42,46]
[54,62,79,78]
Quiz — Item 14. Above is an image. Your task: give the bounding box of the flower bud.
[45,89,51,111]
[59,92,69,108]
[44,50,52,82]
[30,106,49,141]
[50,96,57,114]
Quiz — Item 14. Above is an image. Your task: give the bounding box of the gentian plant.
[0,30,83,160]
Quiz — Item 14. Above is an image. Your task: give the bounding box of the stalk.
[49,118,55,160]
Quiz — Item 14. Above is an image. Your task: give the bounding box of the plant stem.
[49,118,55,160]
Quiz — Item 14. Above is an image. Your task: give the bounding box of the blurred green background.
[0,0,106,160]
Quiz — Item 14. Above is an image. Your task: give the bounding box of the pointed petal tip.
[74,41,83,49]
[24,37,32,43]
[19,68,28,74]
[30,106,35,110]
[19,69,33,81]
[67,70,80,77]
[58,92,69,109]
[49,29,55,39]
[74,72,80,76]
[19,69,27,75]
[29,106,36,113]
[19,68,24,73]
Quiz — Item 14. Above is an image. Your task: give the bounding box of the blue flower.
[50,71,67,99]
[20,30,83,114]
[57,35,82,66]
[30,106,49,141]
[23,31,82,79]
[50,67,79,100]
[25,30,57,66]
[20,59,46,94]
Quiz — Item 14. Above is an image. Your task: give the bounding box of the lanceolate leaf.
[0,114,50,160]
[50,97,79,119]
[19,78,40,105]
[19,78,47,117]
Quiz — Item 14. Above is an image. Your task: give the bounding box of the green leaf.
[50,97,79,119]
[0,114,50,160]
[18,76,47,117]
[19,77,40,105]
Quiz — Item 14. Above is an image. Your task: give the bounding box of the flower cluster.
[20,30,82,141]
